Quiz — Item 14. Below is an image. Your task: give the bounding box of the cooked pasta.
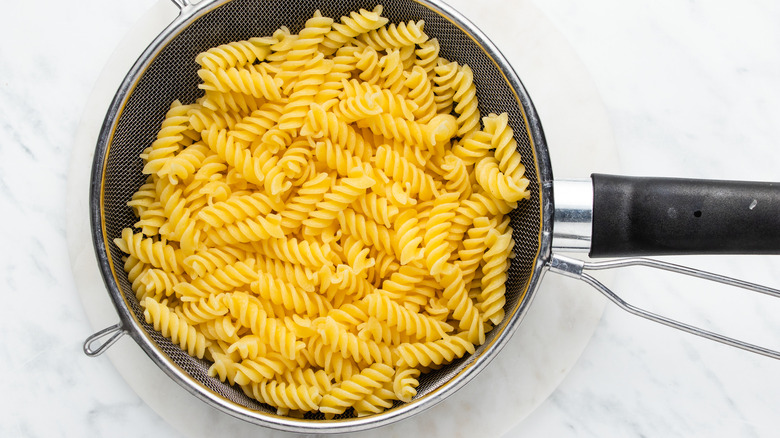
[113,6,530,417]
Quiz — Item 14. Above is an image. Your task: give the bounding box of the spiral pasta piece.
[265,26,297,64]
[372,144,437,201]
[227,335,272,361]
[180,294,229,325]
[181,246,244,278]
[391,209,423,265]
[186,258,259,298]
[356,316,393,344]
[126,179,157,218]
[404,65,436,123]
[333,91,382,124]
[440,152,472,199]
[302,336,361,383]
[255,256,317,293]
[229,102,286,145]
[450,64,480,137]
[197,192,280,227]
[354,45,382,85]
[201,88,264,114]
[278,139,316,181]
[395,332,475,368]
[251,271,332,318]
[252,236,334,269]
[359,113,434,151]
[198,64,283,101]
[279,171,333,233]
[188,104,243,132]
[140,100,193,176]
[139,268,181,298]
[233,354,293,385]
[221,291,285,330]
[456,217,493,288]
[414,37,440,78]
[300,103,372,161]
[479,227,515,325]
[326,301,370,327]
[156,142,211,185]
[422,192,459,277]
[230,314,300,362]
[342,79,418,121]
[339,235,375,276]
[365,293,450,342]
[440,263,485,345]
[316,46,360,109]
[247,379,323,413]
[278,53,333,131]
[201,125,265,185]
[319,264,376,306]
[319,363,395,415]
[282,368,333,395]
[483,112,530,187]
[122,256,151,301]
[302,170,375,235]
[398,44,417,71]
[351,191,398,228]
[377,264,432,312]
[450,191,516,240]
[114,228,183,274]
[316,316,394,366]
[276,11,333,91]
[353,384,396,417]
[475,156,530,203]
[321,5,388,53]
[357,20,428,50]
[378,49,405,94]
[204,213,285,245]
[156,179,199,246]
[392,367,421,403]
[313,139,366,177]
[196,37,274,71]
[143,297,210,358]
[337,208,395,258]
[432,59,458,114]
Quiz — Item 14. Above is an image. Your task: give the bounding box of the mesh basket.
[92,0,550,431]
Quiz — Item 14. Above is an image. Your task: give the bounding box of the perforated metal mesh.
[96,0,544,427]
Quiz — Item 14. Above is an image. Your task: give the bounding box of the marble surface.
[2,0,779,437]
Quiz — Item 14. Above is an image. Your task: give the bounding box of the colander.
[82,0,780,433]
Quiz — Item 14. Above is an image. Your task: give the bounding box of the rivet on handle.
[83,323,126,357]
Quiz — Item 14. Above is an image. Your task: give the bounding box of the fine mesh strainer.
[83,0,780,433]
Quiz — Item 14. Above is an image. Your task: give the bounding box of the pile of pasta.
[114,5,530,418]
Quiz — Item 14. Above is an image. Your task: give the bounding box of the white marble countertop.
[2,0,780,437]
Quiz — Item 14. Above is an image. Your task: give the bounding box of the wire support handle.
[548,254,780,360]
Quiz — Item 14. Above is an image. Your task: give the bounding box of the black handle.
[590,174,780,257]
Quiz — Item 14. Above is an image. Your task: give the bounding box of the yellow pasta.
[195,37,274,72]
[143,297,210,359]
[113,6,530,417]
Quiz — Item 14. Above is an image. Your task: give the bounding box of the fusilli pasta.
[114,5,529,417]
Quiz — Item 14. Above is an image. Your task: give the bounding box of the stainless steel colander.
[83,0,780,433]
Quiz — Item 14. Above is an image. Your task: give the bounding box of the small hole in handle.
[693,210,702,218]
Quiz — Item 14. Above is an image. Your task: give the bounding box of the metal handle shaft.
[548,254,780,360]
[84,323,126,357]
[169,0,191,10]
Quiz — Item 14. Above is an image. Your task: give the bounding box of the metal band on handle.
[548,254,780,360]
[551,179,593,252]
